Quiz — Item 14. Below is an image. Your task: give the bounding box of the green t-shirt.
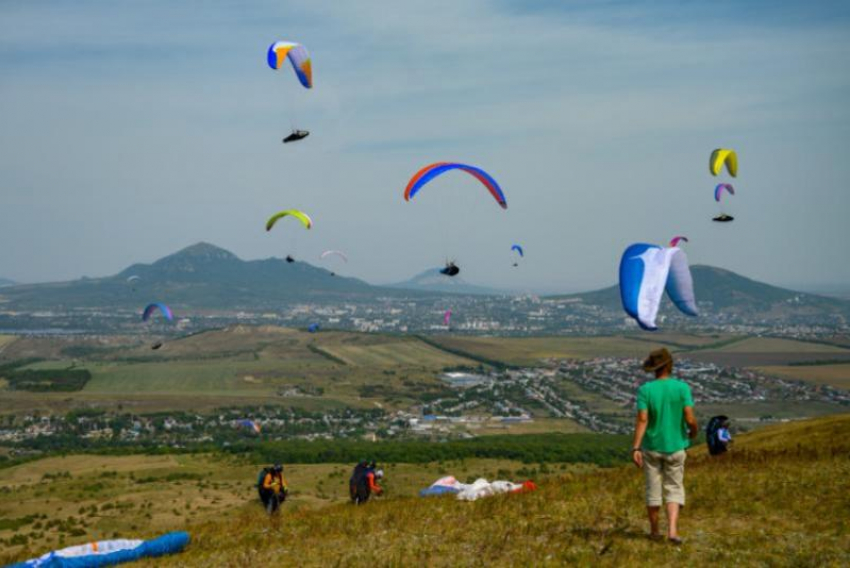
[636,377,694,453]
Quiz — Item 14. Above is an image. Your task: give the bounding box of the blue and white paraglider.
[11,532,190,568]
[619,243,698,331]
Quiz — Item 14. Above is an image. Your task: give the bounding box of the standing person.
[349,459,368,503]
[259,463,288,514]
[631,348,698,545]
[352,461,384,505]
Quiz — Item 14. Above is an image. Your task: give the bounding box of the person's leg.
[643,451,663,537]
[647,505,661,537]
[666,502,680,539]
[661,451,687,540]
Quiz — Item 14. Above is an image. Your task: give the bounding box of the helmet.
[374,469,384,480]
[273,463,283,473]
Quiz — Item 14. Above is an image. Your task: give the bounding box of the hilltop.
[0,243,384,311]
[552,264,850,324]
[0,243,847,333]
[389,268,505,296]
[140,414,850,565]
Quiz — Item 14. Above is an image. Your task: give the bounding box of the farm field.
[755,364,850,390]
[429,335,685,366]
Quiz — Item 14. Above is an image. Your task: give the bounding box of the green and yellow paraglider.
[265,210,313,231]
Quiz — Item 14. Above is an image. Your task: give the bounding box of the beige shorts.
[643,450,686,507]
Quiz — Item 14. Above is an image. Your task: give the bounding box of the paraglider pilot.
[440,262,460,277]
[259,463,289,513]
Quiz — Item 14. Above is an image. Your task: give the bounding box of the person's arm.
[683,406,698,440]
[262,473,273,490]
[632,409,648,468]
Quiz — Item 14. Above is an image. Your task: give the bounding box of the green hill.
[552,265,850,324]
[152,414,850,565]
[0,243,393,311]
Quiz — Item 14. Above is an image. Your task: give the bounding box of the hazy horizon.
[2,0,849,293]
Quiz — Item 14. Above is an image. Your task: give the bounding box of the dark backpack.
[706,415,730,456]
[257,468,272,493]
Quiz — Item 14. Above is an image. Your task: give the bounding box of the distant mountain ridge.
[0,244,847,325]
[0,242,387,310]
[388,268,505,296]
[0,278,16,287]
[549,265,850,321]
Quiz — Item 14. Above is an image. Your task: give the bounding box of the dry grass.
[140,414,850,566]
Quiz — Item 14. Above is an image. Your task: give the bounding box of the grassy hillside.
[151,415,849,565]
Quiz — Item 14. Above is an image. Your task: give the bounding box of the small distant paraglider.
[713,183,736,223]
[127,275,140,292]
[440,262,460,277]
[669,236,689,248]
[443,309,452,328]
[320,250,347,275]
[151,342,164,350]
[511,244,524,267]
[283,130,309,143]
[709,149,737,177]
[285,255,296,263]
[141,303,173,322]
[238,419,262,434]
[307,323,320,333]
[619,243,698,331]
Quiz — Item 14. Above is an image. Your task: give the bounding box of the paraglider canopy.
[285,255,295,263]
[141,303,173,322]
[713,214,735,223]
[267,41,313,88]
[619,244,698,331]
[404,163,507,209]
[669,236,688,247]
[283,130,310,143]
[710,148,738,177]
[266,210,313,231]
[307,323,320,333]
[151,342,163,350]
[714,183,735,202]
[511,244,524,257]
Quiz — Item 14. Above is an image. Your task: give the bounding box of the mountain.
[549,265,850,322]
[0,242,389,311]
[389,268,505,296]
[0,278,16,287]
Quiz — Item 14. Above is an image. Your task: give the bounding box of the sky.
[1,0,849,293]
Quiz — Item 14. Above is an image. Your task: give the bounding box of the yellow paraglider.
[710,149,738,177]
[265,210,313,231]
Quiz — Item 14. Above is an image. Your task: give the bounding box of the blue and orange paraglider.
[404,163,507,209]
[267,41,313,88]
[141,303,173,322]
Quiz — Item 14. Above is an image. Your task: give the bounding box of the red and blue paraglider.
[404,163,506,209]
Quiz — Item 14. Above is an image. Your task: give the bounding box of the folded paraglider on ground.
[419,476,537,501]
